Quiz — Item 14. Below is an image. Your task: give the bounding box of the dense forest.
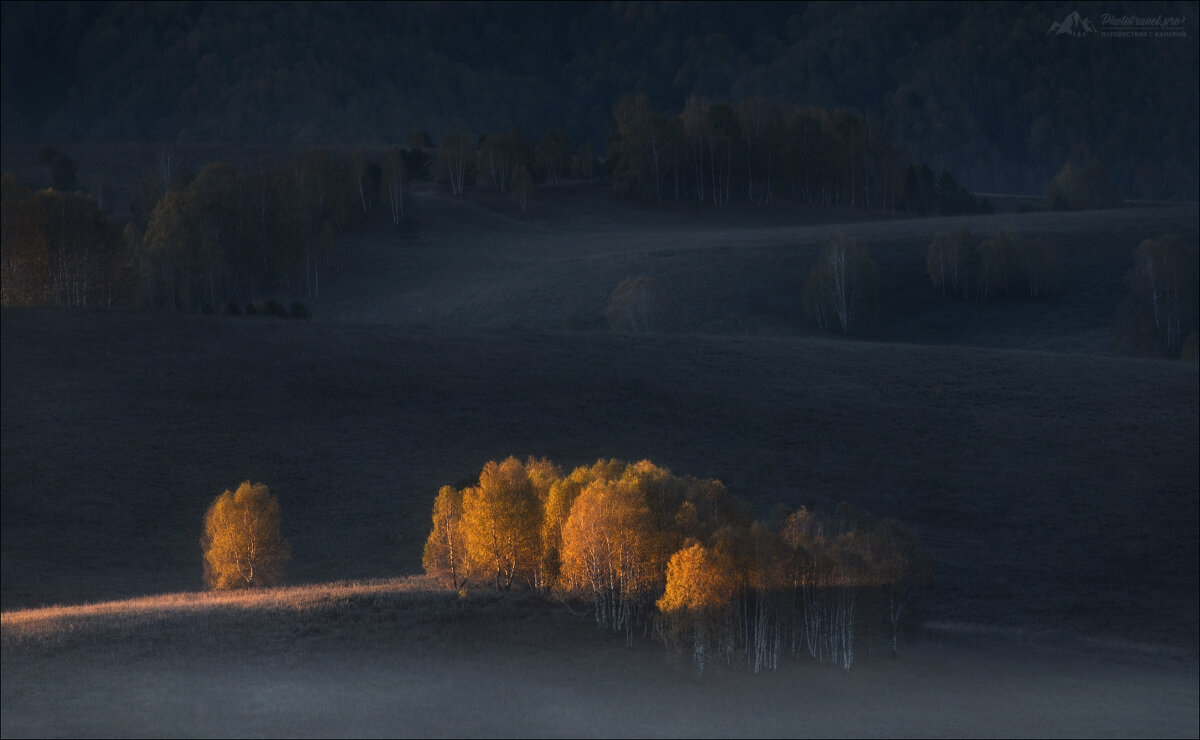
[2,1,1196,199]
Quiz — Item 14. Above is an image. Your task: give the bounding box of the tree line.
[423,456,933,673]
[603,93,990,215]
[3,143,425,311]
[434,126,597,207]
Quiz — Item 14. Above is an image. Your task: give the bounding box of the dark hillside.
[320,184,1198,354]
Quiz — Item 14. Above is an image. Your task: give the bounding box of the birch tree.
[202,481,290,590]
[437,129,472,197]
[384,146,405,227]
[560,476,659,640]
[1117,235,1198,357]
[423,485,467,589]
[511,163,533,217]
[804,234,879,336]
[461,457,542,590]
[656,543,734,675]
[869,519,934,653]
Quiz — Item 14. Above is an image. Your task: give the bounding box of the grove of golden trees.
[423,457,933,673]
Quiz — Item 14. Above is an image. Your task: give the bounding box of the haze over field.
[2,1,1197,737]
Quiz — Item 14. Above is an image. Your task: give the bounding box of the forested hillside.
[2,1,1196,199]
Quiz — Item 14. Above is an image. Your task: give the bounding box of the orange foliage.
[201,481,290,590]
[559,477,659,603]
[657,543,732,614]
[460,457,542,590]
[422,456,932,671]
[422,485,466,588]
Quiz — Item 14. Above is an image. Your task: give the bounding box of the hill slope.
[2,309,1196,649]
[3,579,1196,737]
[321,185,1198,355]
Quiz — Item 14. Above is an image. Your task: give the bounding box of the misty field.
[4,580,1196,738]
[2,181,1197,736]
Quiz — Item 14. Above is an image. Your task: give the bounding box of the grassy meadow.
[4,579,1196,737]
[1,145,1197,735]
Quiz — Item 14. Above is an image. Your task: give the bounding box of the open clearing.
[2,176,1197,736]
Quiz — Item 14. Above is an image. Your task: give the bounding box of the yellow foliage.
[657,543,732,614]
[559,476,658,600]
[461,457,542,590]
[201,481,290,590]
[422,485,466,588]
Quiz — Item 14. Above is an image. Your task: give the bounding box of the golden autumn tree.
[201,481,290,590]
[422,485,466,589]
[657,542,735,674]
[559,474,660,639]
[540,459,627,593]
[523,456,562,591]
[461,457,543,590]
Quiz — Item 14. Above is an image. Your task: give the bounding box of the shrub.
[245,302,259,316]
[288,301,310,319]
[224,301,242,316]
[201,481,290,589]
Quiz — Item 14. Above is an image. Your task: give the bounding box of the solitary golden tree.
[201,481,290,590]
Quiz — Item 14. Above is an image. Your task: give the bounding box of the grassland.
[1,150,1197,736]
[4,578,1196,738]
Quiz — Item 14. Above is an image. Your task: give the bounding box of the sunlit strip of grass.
[0,575,442,640]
